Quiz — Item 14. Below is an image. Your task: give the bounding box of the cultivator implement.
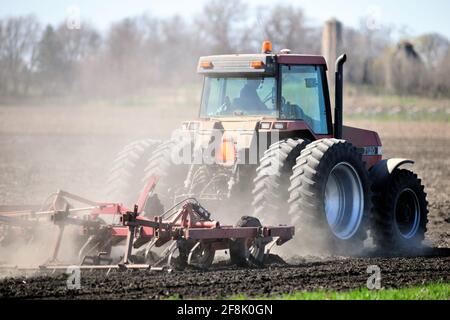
[0,177,294,274]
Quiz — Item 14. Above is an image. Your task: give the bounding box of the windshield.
[200,76,277,117]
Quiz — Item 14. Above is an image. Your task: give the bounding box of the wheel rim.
[395,188,420,239]
[324,162,364,240]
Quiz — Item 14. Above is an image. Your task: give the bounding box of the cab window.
[201,77,277,117]
[280,65,328,134]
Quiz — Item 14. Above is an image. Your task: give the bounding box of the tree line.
[0,0,449,102]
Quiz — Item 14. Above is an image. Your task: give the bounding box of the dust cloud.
[0,95,197,269]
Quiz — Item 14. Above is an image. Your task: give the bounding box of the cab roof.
[197,53,327,75]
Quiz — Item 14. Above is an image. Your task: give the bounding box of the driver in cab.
[233,79,268,113]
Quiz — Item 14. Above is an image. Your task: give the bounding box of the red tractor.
[108,41,428,254]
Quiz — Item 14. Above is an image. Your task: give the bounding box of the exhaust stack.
[334,54,347,139]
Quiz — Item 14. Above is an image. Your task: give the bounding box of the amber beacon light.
[261,40,273,53]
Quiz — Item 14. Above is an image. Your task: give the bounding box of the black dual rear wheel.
[288,139,371,254]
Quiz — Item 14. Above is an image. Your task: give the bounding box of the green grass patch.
[230,283,450,300]
[165,283,450,300]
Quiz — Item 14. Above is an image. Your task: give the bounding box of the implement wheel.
[229,216,268,267]
[176,240,215,270]
[187,241,215,270]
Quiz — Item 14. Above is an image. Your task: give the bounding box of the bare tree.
[195,0,248,54]
[0,16,41,97]
[55,23,101,93]
[56,23,100,63]
[158,15,201,84]
[255,5,318,54]
[434,48,450,97]
[343,20,392,85]
[102,17,148,96]
[413,33,449,68]
[36,25,68,95]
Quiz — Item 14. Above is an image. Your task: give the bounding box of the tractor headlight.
[273,122,287,130]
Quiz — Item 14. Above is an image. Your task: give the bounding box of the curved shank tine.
[144,238,157,261]
[265,238,278,255]
[152,240,177,268]
[166,241,179,268]
[78,235,95,262]
[187,241,201,266]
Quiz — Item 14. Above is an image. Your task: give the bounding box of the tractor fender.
[369,158,414,190]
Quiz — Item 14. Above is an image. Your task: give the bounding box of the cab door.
[279,64,332,135]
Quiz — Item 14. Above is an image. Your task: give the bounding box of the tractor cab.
[197,41,332,136]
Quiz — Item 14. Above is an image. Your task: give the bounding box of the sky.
[1,0,449,39]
